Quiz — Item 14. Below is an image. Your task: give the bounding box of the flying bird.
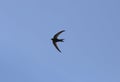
[51,30,65,53]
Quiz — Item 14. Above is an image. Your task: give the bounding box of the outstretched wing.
[54,30,65,39]
[52,41,61,53]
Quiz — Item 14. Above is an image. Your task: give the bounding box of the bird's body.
[51,38,64,42]
[51,30,65,53]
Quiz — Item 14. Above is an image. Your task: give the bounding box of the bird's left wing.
[52,41,61,53]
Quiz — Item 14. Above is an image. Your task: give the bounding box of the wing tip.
[62,30,65,32]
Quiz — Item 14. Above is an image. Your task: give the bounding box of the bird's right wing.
[54,30,65,39]
[53,41,61,53]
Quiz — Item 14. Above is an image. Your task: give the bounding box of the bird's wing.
[52,41,61,53]
[54,30,65,39]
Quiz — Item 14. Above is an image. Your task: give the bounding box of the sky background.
[0,0,120,82]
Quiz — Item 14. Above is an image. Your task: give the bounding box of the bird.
[51,30,65,53]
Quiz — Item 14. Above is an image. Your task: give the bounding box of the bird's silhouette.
[51,30,65,53]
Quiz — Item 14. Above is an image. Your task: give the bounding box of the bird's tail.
[59,39,64,42]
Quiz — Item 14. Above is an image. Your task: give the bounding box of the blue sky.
[0,0,120,82]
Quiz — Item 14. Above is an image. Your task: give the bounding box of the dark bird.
[51,30,65,53]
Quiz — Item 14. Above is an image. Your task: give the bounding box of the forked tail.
[60,39,64,42]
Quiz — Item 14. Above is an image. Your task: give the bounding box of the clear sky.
[0,0,120,82]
